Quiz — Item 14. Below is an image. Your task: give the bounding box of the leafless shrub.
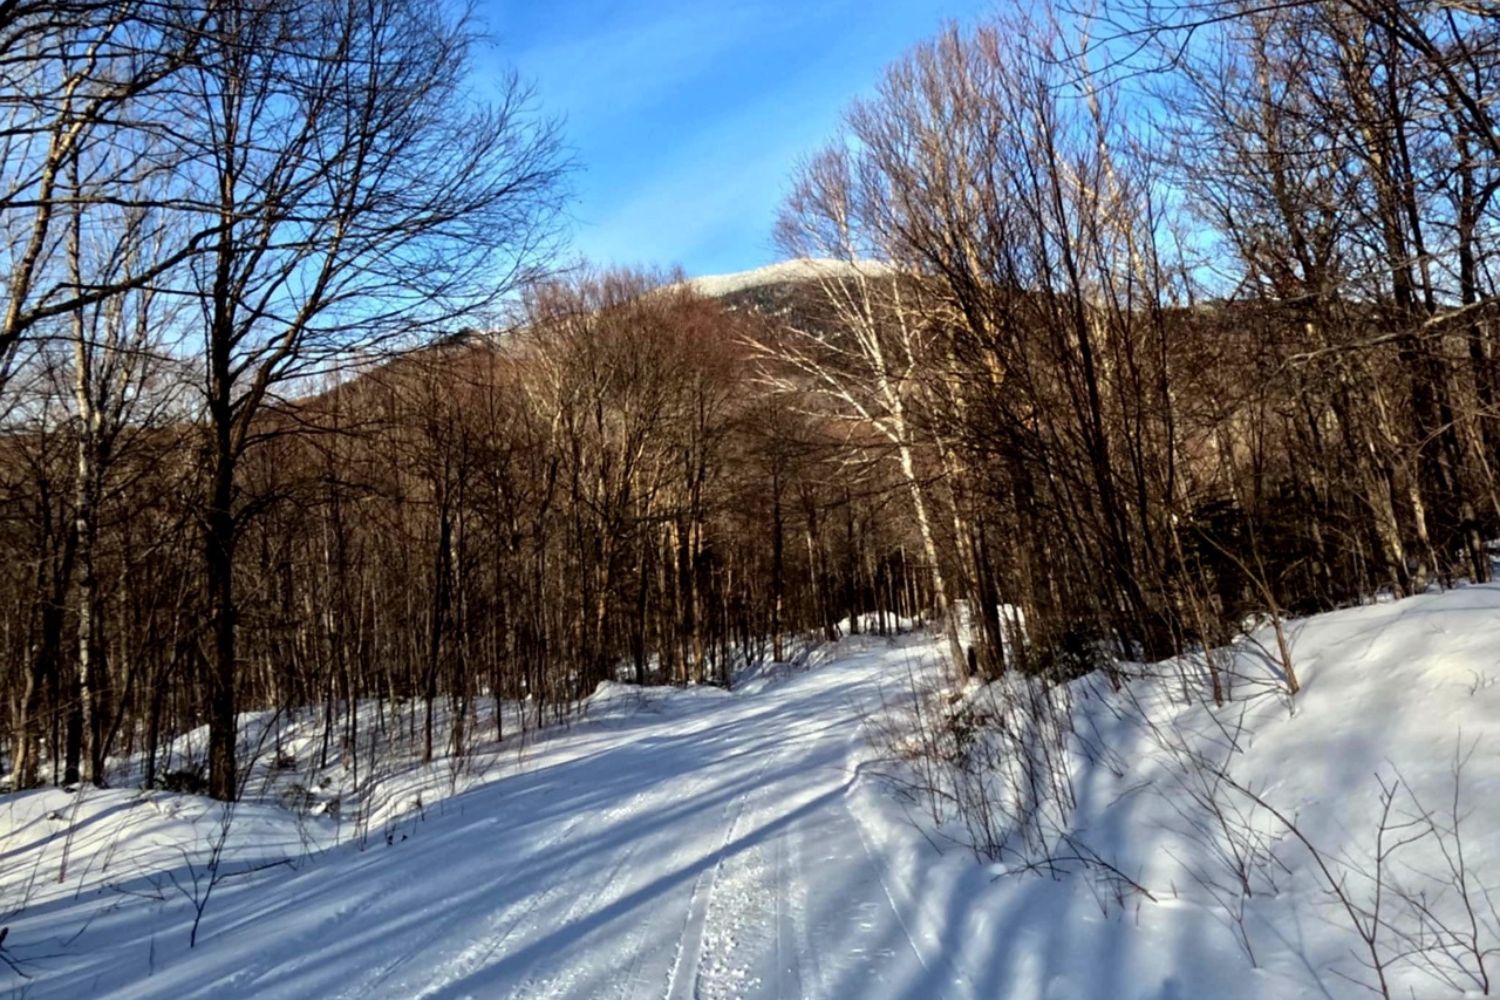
[152,803,292,949]
[862,651,1152,911]
[1204,745,1499,998]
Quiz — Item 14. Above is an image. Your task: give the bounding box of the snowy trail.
[10,635,967,1000]
[12,587,1500,1000]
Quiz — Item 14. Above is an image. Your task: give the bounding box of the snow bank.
[849,583,1500,998]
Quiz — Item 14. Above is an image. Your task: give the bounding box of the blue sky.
[478,1,994,279]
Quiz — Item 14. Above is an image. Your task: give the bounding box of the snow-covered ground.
[3,585,1499,998]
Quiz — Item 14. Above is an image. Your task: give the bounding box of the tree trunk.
[206,446,238,801]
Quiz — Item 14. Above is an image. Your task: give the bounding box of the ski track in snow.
[665,739,780,1000]
[105,639,941,1000]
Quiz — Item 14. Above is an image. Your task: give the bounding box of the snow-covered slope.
[681,257,892,299]
[2,587,1498,998]
[852,585,1500,999]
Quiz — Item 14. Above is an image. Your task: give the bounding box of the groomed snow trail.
[13,636,968,1000]
[14,586,1500,1000]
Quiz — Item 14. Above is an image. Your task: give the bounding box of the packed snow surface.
[3,585,1500,998]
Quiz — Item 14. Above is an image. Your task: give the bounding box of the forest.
[2,0,1498,816]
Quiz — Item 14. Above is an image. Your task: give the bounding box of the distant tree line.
[4,0,1500,800]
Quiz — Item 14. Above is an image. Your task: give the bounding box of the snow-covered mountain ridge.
[680,257,894,299]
